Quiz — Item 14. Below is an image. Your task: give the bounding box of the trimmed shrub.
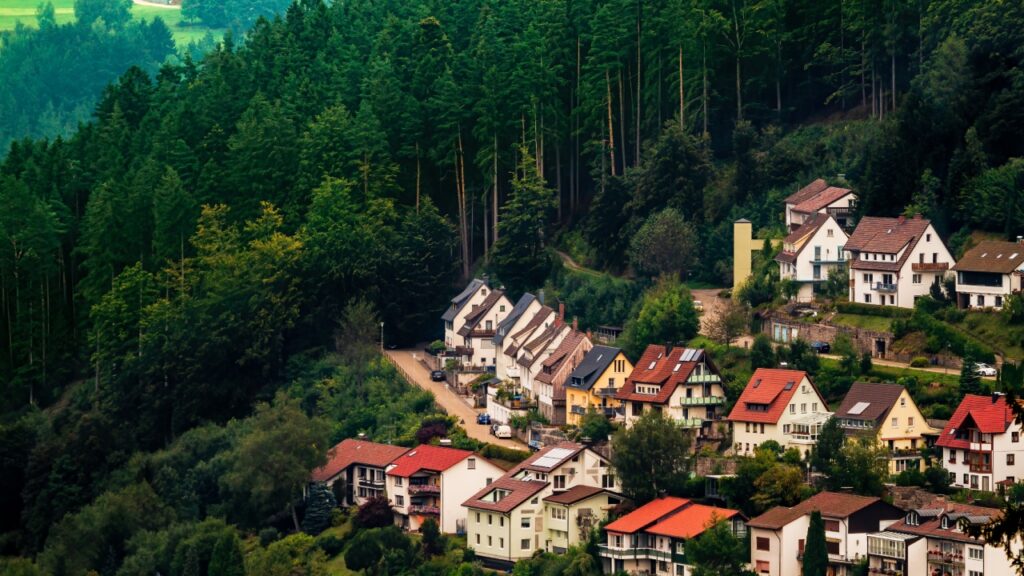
[836,302,912,318]
[910,357,930,368]
[480,444,530,463]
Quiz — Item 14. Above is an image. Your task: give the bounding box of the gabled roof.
[747,491,890,529]
[615,346,716,404]
[442,279,485,322]
[888,501,1002,544]
[785,179,830,205]
[516,323,567,369]
[311,439,409,483]
[504,305,554,356]
[845,215,934,272]
[543,485,611,505]
[605,497,691,534]
[457,289,507,337]
[536,330,590,384]
[462,476,548,513]
[727,368,820,424]
[567,346,622,391]
[791,186,855,214]
[494,293,537,346]
[834,382,906,424]
[386,444,473,477]
[952,240,1024,274]
[512,442,588,474]
[646,504,743,540]
[776,213,840,264]
[935,394,1015,449]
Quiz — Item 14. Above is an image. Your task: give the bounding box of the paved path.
[819,353,996,380]
[385,349,526,449]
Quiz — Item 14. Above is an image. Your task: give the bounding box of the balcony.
[788,434,818,444]
[890,449,922,459]
[968,462,992,474]
[680,396,725,406]
[408,483,440,495]
[969,442,992,452]
[506,366,520,379]
[597,387,619,397]
[678,418,705,428]
[688,374,721,384]
[597,545,672,561]
[359,476,386,487]
[874,282,898,292]
[571,405,587,416]
[927,550,964,566]
[409,505,440,515]
[912,262,949,272]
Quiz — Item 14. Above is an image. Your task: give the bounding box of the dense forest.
[2,0,1024,573]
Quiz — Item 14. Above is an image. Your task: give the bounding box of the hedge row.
[480,444,531,463]
[836,302,913,318]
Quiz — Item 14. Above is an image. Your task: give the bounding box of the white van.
[494,425,512,439]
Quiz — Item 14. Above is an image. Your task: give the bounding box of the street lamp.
[380,322,385,352]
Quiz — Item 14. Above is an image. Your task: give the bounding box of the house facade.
[845,215,954,309]
[386,444,503,534]
[599,496,747,576]
[936,393,1024,492]
[565,346,634,426]
[834,382,939,474]
[456,289,514,368]
[496,304,555,384]
[748,491,904,576]
[310,438,409,507]
[493,293,542,373]
[775,214,849,302]
[518,321,569,403]
[952,240,1024,310]
[873,501,1015,576]
[615,346,727,441]
[463,443,622,567]
[535,329,592,425]
[728,368,832,458]
[784,179,858,231]
[442,278,488,351]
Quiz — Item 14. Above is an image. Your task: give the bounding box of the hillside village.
[309,179,1024,576]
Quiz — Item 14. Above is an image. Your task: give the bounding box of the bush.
[428,340,446,354]
[316,535,345,557]
[910,356,930,368]
[479,444,530,463]
[259,527,280,547]
[835,302,912,318]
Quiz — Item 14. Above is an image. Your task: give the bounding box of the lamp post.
[380,322,384,352]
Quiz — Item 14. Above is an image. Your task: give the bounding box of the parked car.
[493,425,513,439]
[693,300,704,313]
[430,370,446,382]
[476,413,491,425]
[975,363,997,377]
[810,341,831,354]
[489,424,500,436]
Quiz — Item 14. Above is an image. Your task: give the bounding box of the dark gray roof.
[834,382,905,423]
[566,345,621,391]
[441,279,485,322]
[494,293,536,346]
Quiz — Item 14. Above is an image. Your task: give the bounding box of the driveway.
[690,288,728,338]
[385,349,526,449]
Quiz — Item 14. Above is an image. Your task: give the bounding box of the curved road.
[385,349,526,450]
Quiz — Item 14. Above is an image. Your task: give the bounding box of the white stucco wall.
[440,456,504,533]
[848,223,953,309]
[732,377,831,458]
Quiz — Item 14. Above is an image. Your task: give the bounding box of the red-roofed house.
[462,442,622,567]
[748,491,904,576]
[784,179,858,231]
[775,213,849,302]
[311,438,409,506]
[615,346,727,440]
[386,444,504,533]
[727,368,832,457]
[845,214,953,308]
[599,497,746,575]
[935,393,1023,492]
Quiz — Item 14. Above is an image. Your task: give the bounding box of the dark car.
[476,413,491,425]
[430,370,446,382]
[810,341,831,354]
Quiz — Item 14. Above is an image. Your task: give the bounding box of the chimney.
[586,329,593,341]
[897,215,906,225]
[559,302,565,321]
[481,274,490,288]
[992,392,1003,403]
[538,289,546,304]
[665,342,673,356]
[572,317,578,331]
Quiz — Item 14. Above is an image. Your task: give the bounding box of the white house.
[845,214,954,309]
[784,178,858,231]
[496,304,555,384]
[952,239,1024,309]
[455,288,513,368]
[442,278,488,351]
[310,438,409,507]
[726,368,832,458]
[747,491,904,576]
[493,293,543,375]
[386,444,503,534]
[517,320,569,402]
[872,501,1016,576]
[936,393,1024,492]
[775,214,849,302]
[463,442,622,568]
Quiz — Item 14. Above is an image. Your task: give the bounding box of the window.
[499,538,504,549]
[963,473,969,485]
[554,475,566,490]
[396,495,404,506]
[500,305,506,312]
[468,457,476,470]
[971,571,983,576]
[488,514,493,525]
[476,512,480,522]
[824,519,840,532]
[602,474,616,488]
[927,233,932,242]
[500,516,504,527]
[892,417,898,428]
[890,295,895,305]
[801,403,807,413]
[746,423,750,432]
[756,561,770,574]
[756,537,770,551]
[395,477,403,487]
[521,517,531,528]
[997,296,1004,307]
[913,274,922,284]
[908,417,914,427]
[900,397,906,407]
[488,536,492,546]
[1013,432,1020,443]
[933,253,938,263]
[476,534,480,544]
[551,507,567,520]
[812,403,818,412]
[864,273,874,283]
[790,404,796,414]
[979,295,985,307]
[760,423,765,434]
[783,424,790,434]
[485,321,492,330]
[865,294,872,304]
[1009,454,1016,465]
[969,547,983,560]
[521,539,531,550]
[826,541,840,555]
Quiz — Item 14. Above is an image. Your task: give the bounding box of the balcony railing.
[408,483,440,495]
[912,262,949,272]
[678,418,705,428]
[597,545,672,561]
[409,505,440,515]
[874,282,898,292]
[680,396,726,406]
[969,463,992,473]
[688,374,721,384]
[597,387,619,397]
[570,405,587,415]
[927,550,964,566]
[359,477,386,487]
[506,366,520,378]
[969,442,992,452]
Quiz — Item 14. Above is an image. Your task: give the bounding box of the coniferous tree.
[960,353,983,396]
[208,532,245,576]
[490,147,556,293]
[802,511,828,576]
[301,482,337,536]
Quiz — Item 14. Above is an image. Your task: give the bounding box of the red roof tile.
[605,497,691,534]
[935,394,1015,449]
[386,444,474,477]
[646,504,743,539]
[311,439,409,483]
[615,346,716,404]
[791,186,854,214]
[726,369,821,424]
[536,330,590,384]
[785,179,830,205]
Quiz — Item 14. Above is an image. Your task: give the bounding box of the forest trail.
[554,249,603,278]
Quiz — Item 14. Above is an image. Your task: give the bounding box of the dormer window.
[940,516,949,529]
[907,512,918,526]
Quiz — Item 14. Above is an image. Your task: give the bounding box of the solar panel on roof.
[532,447,575,469]
[673,363,682,372]
[683,349,697,362]
[848,401,871,415]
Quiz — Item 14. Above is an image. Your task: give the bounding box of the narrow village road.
[819,353,997,380]
[385,349,527,450]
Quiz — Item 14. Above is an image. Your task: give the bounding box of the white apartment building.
[775,213,849,302]
[845,215,954,309]
[952,239,1024,310]
[727,368,832,458]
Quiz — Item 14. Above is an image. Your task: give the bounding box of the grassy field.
[0,0,223,46]
[830,313,894,333]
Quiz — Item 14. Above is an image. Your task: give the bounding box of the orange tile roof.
[646,504,742,539]
[605,497,690,534]
[311,439,409,483]
[935,394,1015,449]
[615,346,716,404]
[727,369,820,424]
[386,444,473,477]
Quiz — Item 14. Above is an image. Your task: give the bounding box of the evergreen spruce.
[302,482,337,536]
[960,353,984,396]
[802,511,828,576]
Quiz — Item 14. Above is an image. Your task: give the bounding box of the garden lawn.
[830,313,894,333]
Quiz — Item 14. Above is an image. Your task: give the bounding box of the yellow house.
[833,382,939,474]
[564,346,633,426]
